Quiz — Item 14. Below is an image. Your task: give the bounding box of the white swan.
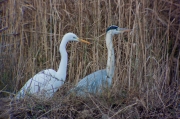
[70,25,130,96]
[16,33,90,99]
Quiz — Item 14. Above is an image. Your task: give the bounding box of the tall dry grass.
[0,0,179,118]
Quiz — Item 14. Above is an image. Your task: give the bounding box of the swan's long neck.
[55,39,68,81]
[106,33,115,78]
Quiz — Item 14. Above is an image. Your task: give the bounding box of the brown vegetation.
[0,0,179,118]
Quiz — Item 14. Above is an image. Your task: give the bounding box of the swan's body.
[16,33,90,99]
[71,26,130,96]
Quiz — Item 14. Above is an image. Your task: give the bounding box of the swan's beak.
[118,28,131,33]
[79,38,90,44]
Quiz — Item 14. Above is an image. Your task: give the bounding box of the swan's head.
[106,25,131,35]
[63,33,90,44]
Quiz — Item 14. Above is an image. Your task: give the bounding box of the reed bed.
[0,0,179,118]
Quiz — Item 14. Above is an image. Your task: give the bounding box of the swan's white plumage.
[16,33,90,99]
[71,26,130,96]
